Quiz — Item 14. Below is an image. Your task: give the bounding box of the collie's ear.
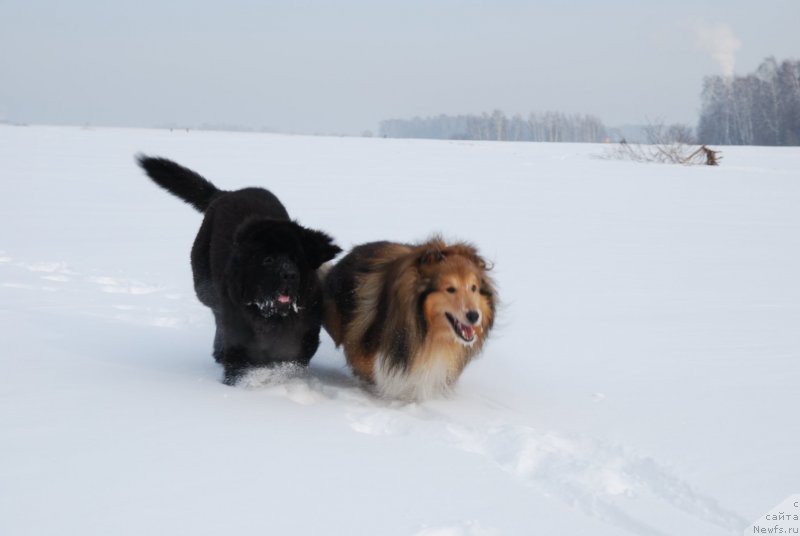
[471,252,490,271]
[298,226,342,269]
[418,247,445,265]
[449,243,492,271]
[480,276,496,299]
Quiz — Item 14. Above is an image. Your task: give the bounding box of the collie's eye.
[262,256,274,266]
[471,285,477,292]
[446,287,456,294]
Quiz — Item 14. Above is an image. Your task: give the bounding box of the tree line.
[379,110,608,143]
[379,57,800,147]
[698,57,800,146]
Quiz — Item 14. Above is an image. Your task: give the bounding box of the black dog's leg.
[298,327,322,366]
[220,346,249,386]
[212,325,224,363]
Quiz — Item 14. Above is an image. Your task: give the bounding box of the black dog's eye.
[262,256,274,266]
[471,284,477,292]
[446,287,456,294]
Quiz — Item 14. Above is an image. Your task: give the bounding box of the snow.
[1,124,799,535]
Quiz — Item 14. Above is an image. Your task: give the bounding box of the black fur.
[137,156,341,384]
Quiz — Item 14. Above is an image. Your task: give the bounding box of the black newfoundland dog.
[138,156,341,384]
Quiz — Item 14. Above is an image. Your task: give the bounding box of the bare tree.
[698,57,800,146]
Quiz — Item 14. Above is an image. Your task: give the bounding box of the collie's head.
[374,238,497,399]
[382,238,496,366]
[416,240,495,350]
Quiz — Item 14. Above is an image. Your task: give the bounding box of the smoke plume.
[695,22,741,78]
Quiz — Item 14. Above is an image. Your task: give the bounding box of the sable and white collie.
[323,237,496,400]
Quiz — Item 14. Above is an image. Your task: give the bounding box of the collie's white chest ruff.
[373,350,459,400]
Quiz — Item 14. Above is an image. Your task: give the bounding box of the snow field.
[1,125,798,535]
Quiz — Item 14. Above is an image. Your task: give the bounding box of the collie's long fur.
[323,237,496,400]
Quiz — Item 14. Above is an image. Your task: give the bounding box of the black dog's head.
[227,218,341,320]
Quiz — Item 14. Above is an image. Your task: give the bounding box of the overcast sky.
[1,0,797,134]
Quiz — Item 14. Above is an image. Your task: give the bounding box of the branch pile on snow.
[608,140,721,165]
[604,121,721,166]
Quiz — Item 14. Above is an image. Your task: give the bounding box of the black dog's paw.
[222,371,242,386]
[222,361,247,386]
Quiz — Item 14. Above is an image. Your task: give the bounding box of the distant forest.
[380,57,800,146]
[379,111,608,143]
[698,57,800,146]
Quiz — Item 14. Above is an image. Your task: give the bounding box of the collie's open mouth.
[445,312,476,343]
[248,293,299,318]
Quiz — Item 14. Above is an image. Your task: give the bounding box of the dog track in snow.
[86,275,164,295]
[350,405,746,535]
[443,420,746,535]
[0,251,200,329]
[413,521,499,536]
[241,362,746,535]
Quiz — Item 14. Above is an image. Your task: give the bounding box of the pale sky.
[1,0,797,134]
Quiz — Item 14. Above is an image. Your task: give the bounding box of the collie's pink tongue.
[277,295,291,304]
[462,325,475,340]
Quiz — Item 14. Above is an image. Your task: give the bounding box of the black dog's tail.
[137,155,223,212]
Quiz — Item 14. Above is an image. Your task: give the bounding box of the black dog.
[138,156,341,384]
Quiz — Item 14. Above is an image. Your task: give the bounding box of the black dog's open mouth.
[248,293,300,318]
[445,312,476,344]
